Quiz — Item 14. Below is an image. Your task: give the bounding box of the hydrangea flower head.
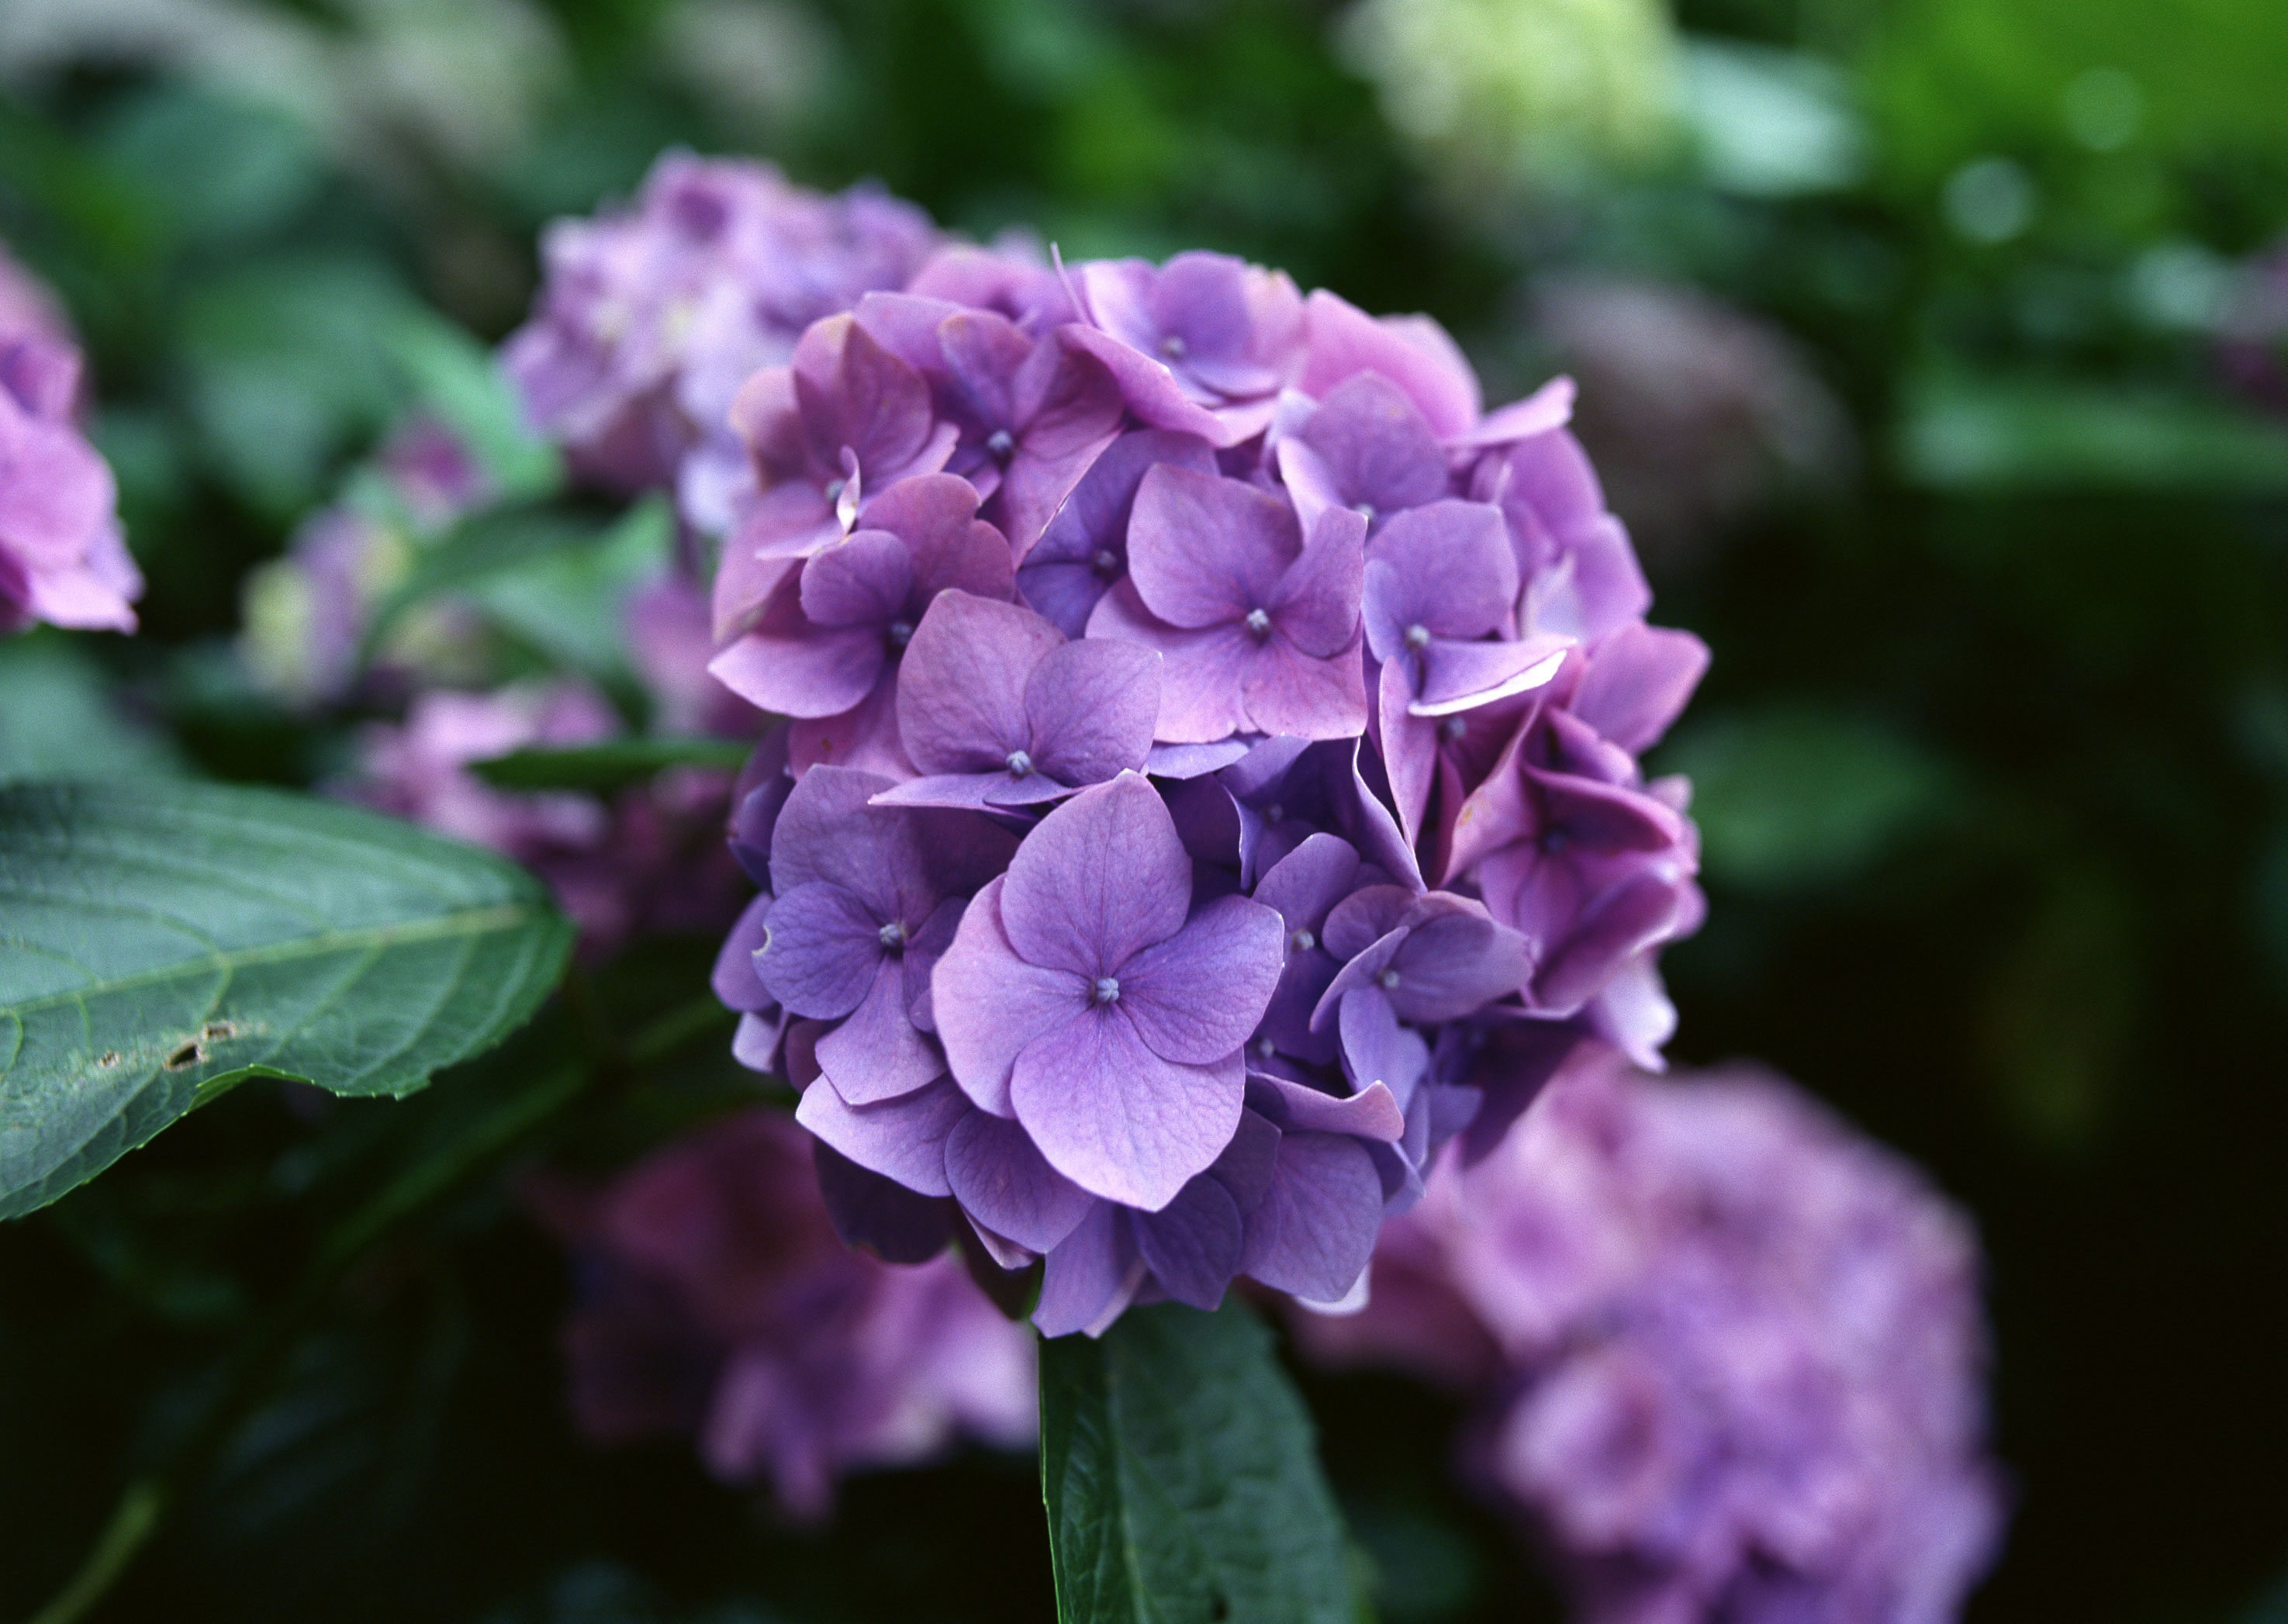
[531,1107,1035,1519]
[1294,1059,2006,1624]
[503,150,938,521]
[0,242,139,635]
[696,227,1712,1333]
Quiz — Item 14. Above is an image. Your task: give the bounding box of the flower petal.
[997,772,1192,975]
[1033,1201,1143,1339]
[945,1108,1097,1255]
[897,589,1062,773]
[795,1072,968,1197]
[1115,893,1285,1065]
[1126,463,1297,631]
[755,882,882,1018]
[1025,637,1160,785]
[1239,1132,1382,1302]
[816,955,944,1104]
[1132,1173,1244,1310]
[931,876,1087,1115]
[1011,1008,1245,1211]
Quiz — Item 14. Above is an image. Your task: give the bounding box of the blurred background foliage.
[0,0,2283,1620]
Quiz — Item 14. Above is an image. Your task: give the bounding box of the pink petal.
[1239,632,1367,741]
[1267,503,1367,658]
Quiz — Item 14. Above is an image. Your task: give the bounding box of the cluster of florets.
[2218,237,2288,416]
[500,150,942,533]
[0,241,140,636]
[530,1108,1036,1519]
[1298,1058,2005,1624]
[706,241,1710,1335]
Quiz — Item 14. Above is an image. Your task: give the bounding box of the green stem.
[18,1059,584,1624]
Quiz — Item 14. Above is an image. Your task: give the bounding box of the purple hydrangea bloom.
[502,151,938,520]
[931,772,1284,1210]
[530,1107,1035,1521]
[1294,1059,2006,1624]
[348,679,745,955]
[690,226,1713,1333]
[0,246,138,636]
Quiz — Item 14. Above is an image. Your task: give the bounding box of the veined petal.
[1011,1009,1245,1211]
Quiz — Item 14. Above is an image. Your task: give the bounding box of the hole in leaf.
[1208,1594,1229,1621]
[164,1042,203,1071]
[201,1021,237,1042]
[96,1050,121,1068]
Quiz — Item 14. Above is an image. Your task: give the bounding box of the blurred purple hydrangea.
[1295,1059,2006,1624]
[687,233,1709,1335]
[2217,238,2288,416]
[529,1108,1035,1519]
[345,679,745,955]
[239,416,496,707]
[0,240,140,636]
[501,151,940,533]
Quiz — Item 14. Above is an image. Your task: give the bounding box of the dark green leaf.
[0,779,572,1218]
[1039,1300,1355,1624]
[468,737,752,793]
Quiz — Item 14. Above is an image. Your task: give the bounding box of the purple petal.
[1056,323,1243,447]
[997,772,1192,976]
[1336,987,1431,1101]
[1030,428,1218,562]
[1132,1175,1244,1310]
[932,876,1087,1116]
[1298,371,1449,516]
[1010,1011,1245,1210]
[1090,586,1252,745]
[1410,636,1571,716]
[1267,503,1367,658]
[1207,1107,1283,1212]
[811,1142,956,1264]
[1535,867,1690,1014]
[945,1108,1096,1254]
[1145,740,1253,779]
[711,893,776,1013]
[1033,1201,1142,1339]
[1298,289,1481,439]
[1239,1132,1382,1301]
[1025,638,1161,783]
[769,764,1016,920]
[898,589,1062,773]
[786,672,911,779]
[1451,375,1575,450]
[707,624,886,721]
[794,1072,968,1196]
[1240,632,1368,741]
[1115,893,1286,1064]
[868,773,1008,812]
[1126,464,1298,631]
[755,882,882,1018]
[815,955,944,1104]
[800,528,914,627]
[1388,904,1533,1021]
[1363,500,1519,648]
[1253,834,1362,935]
[1569,623,1711,756]
[1245,1074,1407,1142]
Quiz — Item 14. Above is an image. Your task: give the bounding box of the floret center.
[1093,976,1122,1005]
[1005,748,1034,778]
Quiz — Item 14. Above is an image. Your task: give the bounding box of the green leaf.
[356,500,620,670]
[1039,1300,1355,1624]
[1655,707,1956,892]
[0,779,573,1219]
[1896,373,2288,493]
[468,737,752,793]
